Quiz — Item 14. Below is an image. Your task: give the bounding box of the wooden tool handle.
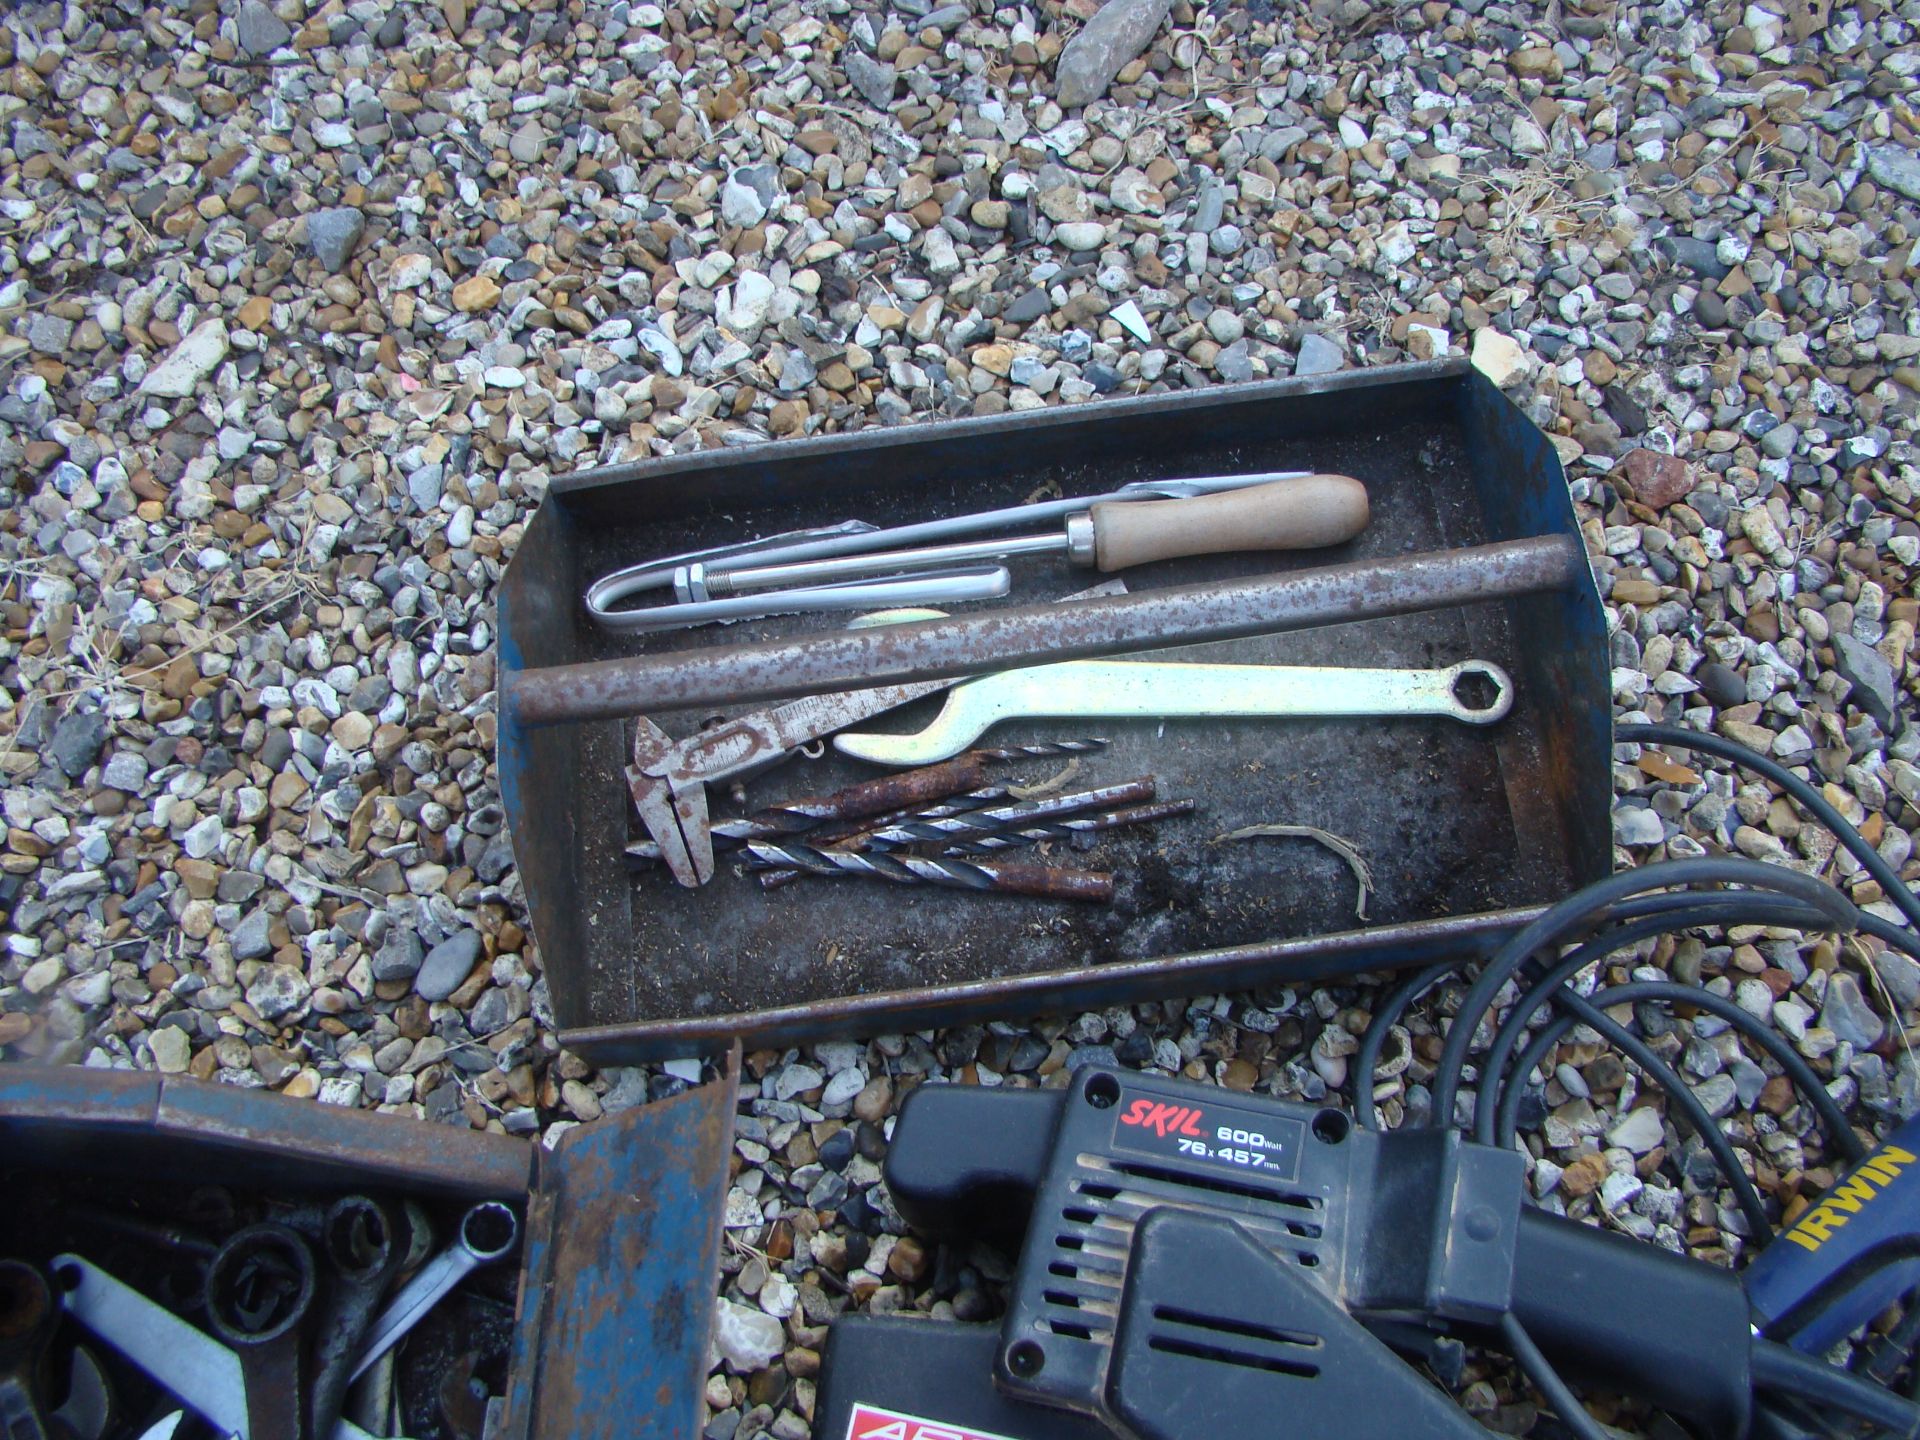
[1088,473,1369,572]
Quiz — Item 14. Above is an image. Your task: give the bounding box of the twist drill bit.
[628,786,1012,866]
[756,787,1016,891]
[757,779,1157,889]
[742,843,1114,903]
[854,779,1157,850]
[938,798,1198,855]
[969,739,1109,762]
[624,760,1000,866]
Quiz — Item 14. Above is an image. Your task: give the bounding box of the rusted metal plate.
[498,361,1611,1056]
[0,1067,530,1199]
[154,1074,530,1199]
[499,1057,739,1440]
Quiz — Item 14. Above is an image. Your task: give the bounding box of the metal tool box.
[497,359,1610,1063]
[0,1061,737,1440]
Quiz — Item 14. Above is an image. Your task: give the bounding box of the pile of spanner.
[1,1187,519,1440]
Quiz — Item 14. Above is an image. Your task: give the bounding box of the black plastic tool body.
[868,1067,1753,1440]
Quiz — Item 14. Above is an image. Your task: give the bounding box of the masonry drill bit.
[629,786,1016,868]
[938,798,1198,855]
[743,843,1114,903]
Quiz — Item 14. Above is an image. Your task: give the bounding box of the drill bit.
[756,787,1014,890]
[625,759,999,865]
[742,844,1114,902]
[968,739,1109,762]
[937,798,1198,855]
[756,779,1157,889]
[628,785,1012,866]
[854,779,1157,851]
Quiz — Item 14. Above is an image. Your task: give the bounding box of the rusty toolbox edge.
[555,907,1550,1066]
[0,1066,533,1198]
[545,358,1475,506]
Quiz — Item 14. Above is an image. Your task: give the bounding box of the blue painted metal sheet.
[500,1059,739,1440]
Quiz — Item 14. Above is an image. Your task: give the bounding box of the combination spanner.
[51,1254,396,1440]
[833,658,1516,766]
[347,1202,518,1385]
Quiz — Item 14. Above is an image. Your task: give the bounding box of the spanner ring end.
[1444,660,1516,724]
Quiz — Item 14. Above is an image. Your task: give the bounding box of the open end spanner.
[833,659,1516,766]
[347,1202,517,1385]
[51,1255,393,1440]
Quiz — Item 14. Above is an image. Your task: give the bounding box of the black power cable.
[1493,979,1866,1163]
[1349,723,1920,1433]
[1471,897,1845,1146]
[1619,723,1920,933]
[1754,1338,1920,1436]
[1429,857,1860,1125]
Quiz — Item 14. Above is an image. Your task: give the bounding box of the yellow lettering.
[1783,1228,1824,1252]
[1822,1175,1883,1214]
[1864,1145,1916,1184]
[1793,1206,1850,1243]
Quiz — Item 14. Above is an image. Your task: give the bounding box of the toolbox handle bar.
[503,536,1586,727]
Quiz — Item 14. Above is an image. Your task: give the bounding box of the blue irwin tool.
[1746,1111,1920,1354]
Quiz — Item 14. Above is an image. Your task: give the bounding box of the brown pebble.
[886,1235,929,1282]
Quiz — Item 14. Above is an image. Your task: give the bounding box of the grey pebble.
[415,929,483,1001]
[1293,332,1344,377]
[1821,972,1886,1050]
[307,207,366,275]
[371,928,425,982]
[844,49,897,109]
[1053,0,1173,107]
[49,710,109,779]
[236,0,292,55]
[1833,633,1899,732]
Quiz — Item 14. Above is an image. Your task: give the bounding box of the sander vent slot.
[1148,1304,1324,1379]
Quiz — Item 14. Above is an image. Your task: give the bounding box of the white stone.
[149,1026,192,1074]
[923,227,960,277]
[712,1298,786,1372]
[139,319,229,397]
[1378,222,1416,267]
[1470,327,1532,387]
[727,270,777,332]
[1110,300,1151,343]
[390,254,432,290]
[1606,1106,1665,1154]
[1054,221,1106,251]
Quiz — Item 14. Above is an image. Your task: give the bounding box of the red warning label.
[845,1404,1024,1440]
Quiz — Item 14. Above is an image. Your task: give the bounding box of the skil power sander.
[818,1065,1920,1440]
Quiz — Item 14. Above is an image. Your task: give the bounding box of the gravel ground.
[3,0,1919,1431]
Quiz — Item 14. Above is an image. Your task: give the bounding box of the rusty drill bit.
[743,843,1114,902]
[740,753,990,829]
[937,798,1198,854]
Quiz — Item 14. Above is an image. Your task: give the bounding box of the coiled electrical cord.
[1348,722,1920,1432]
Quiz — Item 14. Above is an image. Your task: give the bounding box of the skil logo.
[1782,1143,1916,1252]
[1119,1098,1208,1138]
[845,1404,1021,1440]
